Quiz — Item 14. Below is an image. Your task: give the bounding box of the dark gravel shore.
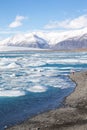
[6,71,87,130]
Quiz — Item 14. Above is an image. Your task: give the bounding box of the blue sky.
[0,0,87,39]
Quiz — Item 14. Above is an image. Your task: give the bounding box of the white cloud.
[44,15,87,29]
[9,15,26,28]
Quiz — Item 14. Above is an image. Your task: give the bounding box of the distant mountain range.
[53,33,87,50]
[0,28,87,50]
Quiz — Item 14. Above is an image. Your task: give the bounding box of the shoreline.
[0,45,87,53]
[7,71,87,130]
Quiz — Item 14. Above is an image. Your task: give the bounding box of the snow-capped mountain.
[53,33,87,50]
[0,28,87,50]
[0,33,49,49]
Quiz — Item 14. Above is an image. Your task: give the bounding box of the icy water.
[0,51,87,130]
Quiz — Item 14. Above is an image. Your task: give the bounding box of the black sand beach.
[6,71,87,130]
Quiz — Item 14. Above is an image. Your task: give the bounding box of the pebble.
[4,125,7,129]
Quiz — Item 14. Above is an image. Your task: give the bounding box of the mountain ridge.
[0,28,87,50]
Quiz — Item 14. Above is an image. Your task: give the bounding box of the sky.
[0,0,87,39]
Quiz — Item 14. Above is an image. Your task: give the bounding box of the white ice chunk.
[0,90,25,97]
[27,85,47,93]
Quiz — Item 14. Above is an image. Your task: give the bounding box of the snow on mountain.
[35,28,87,45]
[0,28,87,50]
[0,33,49,49]
[54,33,87,50]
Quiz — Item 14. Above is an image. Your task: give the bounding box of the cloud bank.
[44,15,87,29]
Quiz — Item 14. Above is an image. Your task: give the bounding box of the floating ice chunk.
[7,62,20,69]
[0,90,25,97]
[28,61,45,67]
[27,85,47,93]
[53,84,70,89]
[10,73,16,77]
